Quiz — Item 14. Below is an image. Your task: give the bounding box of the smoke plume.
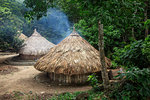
[37,8,72,44]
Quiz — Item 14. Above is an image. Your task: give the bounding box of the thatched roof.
[19,29,55,56]
[34,28,111,75]
[18,33,28,41]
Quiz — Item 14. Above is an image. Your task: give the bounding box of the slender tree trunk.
[132,9,137,40]
[144,1,149,37]
[98,21,109,89]
[132,27,136,40]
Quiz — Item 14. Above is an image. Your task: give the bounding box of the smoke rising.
[37,8,72,44]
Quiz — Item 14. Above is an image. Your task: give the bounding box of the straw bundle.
[18,33,28,41]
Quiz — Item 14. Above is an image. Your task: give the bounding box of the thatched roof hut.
[19,29,55,60]
[18,33,28,41]
[34,28,111,84]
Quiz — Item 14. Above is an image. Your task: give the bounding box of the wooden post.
[98,21,109,89]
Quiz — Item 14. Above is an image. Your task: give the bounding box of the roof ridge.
[32,29,41,37]
[70,27,79,36]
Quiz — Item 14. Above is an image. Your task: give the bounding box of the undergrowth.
[2,67,149,100]
[87,67,150,100]
[109,67,150,100]
[2,90,103,100]
[49,90,103,100]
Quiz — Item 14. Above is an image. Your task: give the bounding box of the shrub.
[142,35,150,62]
[113,38,150,68]
[49,91,103,100]
[110,67,150,100]
[11,37,24,53]
[87,73,102,91]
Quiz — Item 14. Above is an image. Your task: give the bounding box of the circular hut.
[19,29,55,60]
[34,28,111,84]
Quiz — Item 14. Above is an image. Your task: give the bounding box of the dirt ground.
[0,65,91,96]
[0,52,91,99]
[0,65,19,75]
[0,52,18,63]
[0,52,120,99]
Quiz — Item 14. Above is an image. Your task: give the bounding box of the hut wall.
[48,71,113,85]
[19,54,44,60]
[48,72,89,84]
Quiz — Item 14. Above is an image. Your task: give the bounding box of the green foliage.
[11,37,24,53]
[0,6,11,19]
[50,90,103,100]
[2,90,103,100]
[113,39,150,68]
[0,0,27,51]
[0,0,71,51]
[144,19,150,28]
[75,20,124,57]
[111,61,119,68]
[0,34,24,52]
[88,74,101,91]
[142,35,150,61]
[74,19,99,49]
[23,0,150,59]
[50,92,81,100]
[103,26,124,57]
[0,40,10,51]
[24,0,53,20]
[59,0,147,57]
[110,67,150,100]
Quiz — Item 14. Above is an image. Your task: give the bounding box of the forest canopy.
[0,0,71,51]
[0,0,149,67]
[23,0,150,68]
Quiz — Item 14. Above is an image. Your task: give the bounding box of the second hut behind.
[34,28,111,84]
[19,29,55,60]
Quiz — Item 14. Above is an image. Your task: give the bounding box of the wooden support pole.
[98,21,109,89]
[144,1,149,37]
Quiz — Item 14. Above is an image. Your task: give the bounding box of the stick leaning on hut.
[34,27,111,84]
[18,33,28,41]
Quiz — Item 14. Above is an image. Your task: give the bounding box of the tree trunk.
[144,1,149,37]
[132,8,137,40]
[132,27,136,40]
[98,21,109,89]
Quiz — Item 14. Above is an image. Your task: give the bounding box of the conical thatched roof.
[19,29,55,56]
[18,33,28,41]
[34,28,111,75]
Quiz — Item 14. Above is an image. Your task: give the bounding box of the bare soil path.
[0,65,91,96]
[0,53,18,63]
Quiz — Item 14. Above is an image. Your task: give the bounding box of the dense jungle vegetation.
[0,0,68,51]
[23,0,150,68]
[0,0,150,99]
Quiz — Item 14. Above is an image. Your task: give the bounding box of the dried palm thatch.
[18,33,28,41]
[19,29,55,60]
[34,28,111,84]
